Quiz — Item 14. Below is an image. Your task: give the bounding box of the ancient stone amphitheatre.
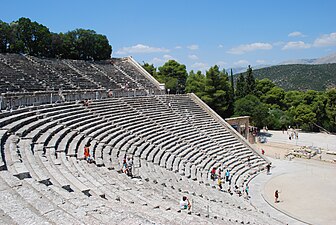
[0,53,335,224]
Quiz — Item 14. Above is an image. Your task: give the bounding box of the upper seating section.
[0,53,163,94]
[111,58,161,92]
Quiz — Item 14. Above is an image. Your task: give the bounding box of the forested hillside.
[245,64,336,91]
[144,61,336,132]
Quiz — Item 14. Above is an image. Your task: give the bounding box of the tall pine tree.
[235,73,246,99]
[202,65,234,118]
[245,65,256,95]
[230,68,235,97]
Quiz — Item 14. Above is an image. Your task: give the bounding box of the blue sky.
[2,0,336,72]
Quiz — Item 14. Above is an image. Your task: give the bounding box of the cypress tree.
[245,65,256,95]
[230,68,235,97]
[235,73,246,99]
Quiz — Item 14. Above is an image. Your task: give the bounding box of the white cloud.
[216,61,227,67]
[233,60,250,67]
[273,41,285,46]
[187,44,199,50]
[149,55,175,65]
[115,44,170,55]
[288,31,305,37]
[218,44,224,48]
[175,46,182,49]
[191,62,208,71]
[282,41,311,50]
[188,54,199,60]
[149,57,165,64]
[313,32,336,47]
[227,42,272,54]
[163,54,174,60]
[256,59,266,64]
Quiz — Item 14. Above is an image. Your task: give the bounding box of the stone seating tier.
[0,94,276,224]
[0,53,162,94]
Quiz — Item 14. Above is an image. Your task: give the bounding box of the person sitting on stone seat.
[122,154,127,173]
[84,144,90,161]
[127,157,133,176]
[180,196,191,210]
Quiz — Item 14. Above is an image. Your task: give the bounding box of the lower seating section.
[0,94,277,224]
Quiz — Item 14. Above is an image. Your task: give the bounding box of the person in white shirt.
[179,196,191,210]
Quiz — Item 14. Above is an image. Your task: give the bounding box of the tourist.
[275,190,279,203]
[266,163,271,174]
[225,169,230,182]
[228,187,233,195]
[218,177,222,190]
[84,144,90,161]
[127,157,133,177]
[122,154,127,173]
[245,185,249,197]
[83,99,89,107]
[211,167,216,181]
[261,149,265,155]
[180,196,191,210]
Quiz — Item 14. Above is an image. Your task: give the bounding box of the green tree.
[235,73,246,99]
[245,65,256,95]
[230,69,234,97]
[8,18,52,56]
[61,29,111,60]
[311,93,328,131]
[255,78,275,97]
[282,90,304,108]
[4,17,112,60]
[202,65,233,118]
[291,104,317,130]
[50,32,65,58]
[325,88,336,132]
[142,63,157,77]
[185,70,205,96]
[0,20,10,53]
[261,86,285,109]
[157,60,188,94]
[267,108,292,129]
[233,94,269,127]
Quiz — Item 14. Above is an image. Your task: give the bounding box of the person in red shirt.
[211,167,216,180]
[84,144,90,161]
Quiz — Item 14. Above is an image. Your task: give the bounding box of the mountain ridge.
[280,52,336,65]
[248,63,336,91]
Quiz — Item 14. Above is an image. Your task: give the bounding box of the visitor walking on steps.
[225,169,230,182]
[218,168,222,180]
[218,177,222,190]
